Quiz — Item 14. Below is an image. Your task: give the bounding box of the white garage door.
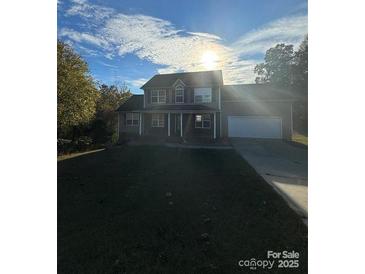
[228,116,282,139]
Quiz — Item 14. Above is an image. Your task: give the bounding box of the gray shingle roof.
[222,84,295,101]
[116,95,144,111]
[141,70,223,89]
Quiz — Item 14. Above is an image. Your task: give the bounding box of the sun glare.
[201,51,218,70]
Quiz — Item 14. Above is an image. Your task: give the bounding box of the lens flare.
[201,51,218,69]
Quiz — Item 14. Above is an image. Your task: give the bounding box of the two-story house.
[116,70,294,141]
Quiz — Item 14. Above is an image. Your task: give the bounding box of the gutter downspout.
[168,113,170,137]
[213,112,216,139]
[290,103,294,140]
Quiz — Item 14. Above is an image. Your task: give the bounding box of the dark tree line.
[254,35,308,134]
[57,41,131,153]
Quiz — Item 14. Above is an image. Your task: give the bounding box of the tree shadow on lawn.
[58,145,307,274]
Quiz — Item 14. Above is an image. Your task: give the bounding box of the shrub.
[88,119,109,144]
[57,138,73,155]
[74,136,93,151]
[111,132,119,144]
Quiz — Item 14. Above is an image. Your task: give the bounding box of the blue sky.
[58,0,307,94]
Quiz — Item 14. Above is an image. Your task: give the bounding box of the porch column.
[180,112,183,137]
[141,113,144,135]
[168,112,171,137]
[139,113,142,136]
[117,112,119,140]
[213,112,216,139]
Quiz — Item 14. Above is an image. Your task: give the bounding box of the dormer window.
[175,85,184,103]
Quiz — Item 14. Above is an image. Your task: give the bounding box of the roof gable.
[172,78,186,87]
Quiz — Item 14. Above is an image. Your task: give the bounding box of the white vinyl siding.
[151,90,166,104]
[175,85,184,103]
[195,114,211,129]
[126,112,139,126]
[194,88,212,103]
[152,113,165,127]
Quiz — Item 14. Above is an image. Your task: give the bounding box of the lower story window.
[152,113,165,127]
[195,114,211,129]
[126,112,139,126]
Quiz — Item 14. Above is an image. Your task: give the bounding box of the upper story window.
[126,112,139,126]
[175,85,184,103]
[194,88,212,103]
[151,90,166,104]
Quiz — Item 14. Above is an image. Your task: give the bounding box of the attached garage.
[227,116,282,139]
[221,84,294,140]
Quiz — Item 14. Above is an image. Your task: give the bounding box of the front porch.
[141,112,219,140]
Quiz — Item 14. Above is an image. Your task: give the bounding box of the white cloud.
[187,32,222,40]
[125,78,149,88]
[59,28,109,48]
[98,61,118,69]
[100,14,234,77]
[232,15,308,56]
[222,59,259,84]
[61,0,307,84]
[66,0,114,21]
[77,44,99,56]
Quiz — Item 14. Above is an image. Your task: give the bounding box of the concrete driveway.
[231,138,308,221]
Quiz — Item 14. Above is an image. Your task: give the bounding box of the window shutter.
[147,90,151,104]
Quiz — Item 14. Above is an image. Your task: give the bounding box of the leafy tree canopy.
[95,83,132,135]
[96,83,132,117]
[254,44,295,86]
[57,40,99,137]
[254,35,308,134]
[254,35,308,96]
[293,35,308,94]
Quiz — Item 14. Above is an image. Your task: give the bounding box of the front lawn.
[58,145,307,273]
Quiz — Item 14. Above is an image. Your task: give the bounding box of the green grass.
[292,133,308,146]
[58,145,307,273]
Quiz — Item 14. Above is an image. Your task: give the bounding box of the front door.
[174,114,181,136]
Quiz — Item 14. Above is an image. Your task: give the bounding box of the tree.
[57,40,99,139]
[254,44,295,86]
[254,36,308,92]
[292,35,308,135]
[292,35,308,96]
[96,83,131,125]
[254,36,308,134]
[90,83,131,142]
